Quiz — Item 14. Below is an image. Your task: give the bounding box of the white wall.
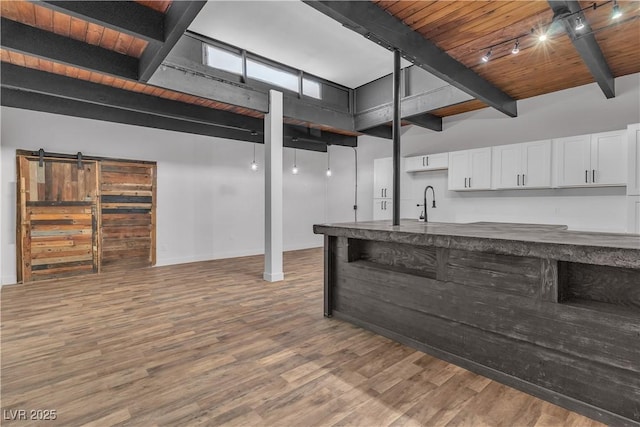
[357,73,640,233]
[1,108,344,284]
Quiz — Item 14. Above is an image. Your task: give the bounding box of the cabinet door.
[555,135,592,187]
[372,198,392,220]
[404,156,424,173]
[591,131,626,186]
[522,140,551,188]
[373,157,393,198]
[492,144,521,189]
[448,151,469,190]
[628,124,640,196]
[373,158,392,198]
[469,148,492,190]
[424,153,448,170]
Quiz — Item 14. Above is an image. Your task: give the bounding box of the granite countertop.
[313,220,640,268]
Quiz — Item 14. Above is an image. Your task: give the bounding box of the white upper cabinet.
[555,131,626,187]
[404,153,448,172]
[448,147,491,191]
[492,140,551,189]
[628,124,640,196]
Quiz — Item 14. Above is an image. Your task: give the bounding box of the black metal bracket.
[77,152,83,169]
[38,148,44,167]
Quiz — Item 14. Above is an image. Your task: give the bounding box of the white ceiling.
[188,0,411,88]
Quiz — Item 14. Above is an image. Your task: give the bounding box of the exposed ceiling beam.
[0,63,353,149]
[34,1,165,43]
[404,113,443,132]
[152,58,355,132]
[139,1,207,82]
[360,125,392,139]
[1,88,329,152]
[355,85,470,131]
[548,0,615,98]
[302,1,517,117]
[0,17,138,80]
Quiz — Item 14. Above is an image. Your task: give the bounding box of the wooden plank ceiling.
[0,0,358,136]
[376,0,640,116]
[1,1,638,127]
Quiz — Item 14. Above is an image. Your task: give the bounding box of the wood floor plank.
[1,248,605,426]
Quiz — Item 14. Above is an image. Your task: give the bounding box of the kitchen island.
[313,220,640,426]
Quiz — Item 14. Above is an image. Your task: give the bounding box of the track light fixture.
[479,0,629,65]
[511,40,520,54]
[481,49,492,62]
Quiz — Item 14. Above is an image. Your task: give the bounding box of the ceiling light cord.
[326,146,332,177]
[251,144,258,171]
[292,148,298,175]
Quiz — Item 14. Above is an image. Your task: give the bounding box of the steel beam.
[1,63,345,149]
[355,85,471,131]
[548,0,615,98]
[0,18,138,80]
[360,125,392,139]
[35,1,165,43]
[404,113,443,132]
[139,1,207,82]
[1,88,329,152]
[152,57,355,132]
[303,1,517,117]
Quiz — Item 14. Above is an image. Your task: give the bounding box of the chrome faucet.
[417,185,436,222]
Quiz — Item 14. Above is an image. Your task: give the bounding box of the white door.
[522,140,551,188]
[492,144,521,189]
[448,151,469,190]
[591,131,626,186]
[555,135,592,187]
[469,148,492,190]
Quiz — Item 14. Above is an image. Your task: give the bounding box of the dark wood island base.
[314,221,640,426]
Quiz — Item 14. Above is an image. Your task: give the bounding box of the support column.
[392,49,401,226]
[264,90,284,282]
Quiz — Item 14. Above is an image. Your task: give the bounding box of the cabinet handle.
[592,169,595,183]
[426,156,429,166]
[469,177,472,188]
[422,157,425,166]
[464,178,467,188]
[381,189,384,197]
[517,174,520,186]
[523,174,525,186]
[585,170,588,183]
[384,201,387,210]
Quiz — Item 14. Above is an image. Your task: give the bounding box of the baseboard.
[263,271,285,282]
[332,310,638,427]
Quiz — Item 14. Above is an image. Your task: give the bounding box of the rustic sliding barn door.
[17,156,99,282]
[17,151,157,283]
[100,161,156,272]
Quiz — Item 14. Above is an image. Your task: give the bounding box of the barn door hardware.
[38,148,44,167]
[77,152,83,169]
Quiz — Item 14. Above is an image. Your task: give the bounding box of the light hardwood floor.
[1,248,604,426]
